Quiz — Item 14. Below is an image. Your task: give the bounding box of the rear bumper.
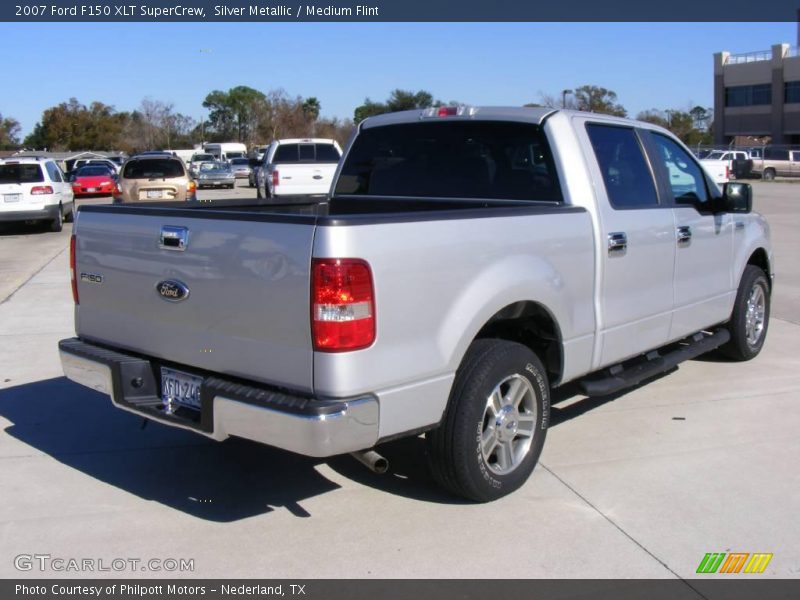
[0,205,59,222]
[58,337,379,457]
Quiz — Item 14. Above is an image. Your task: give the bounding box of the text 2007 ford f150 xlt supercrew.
[60,107,773,501]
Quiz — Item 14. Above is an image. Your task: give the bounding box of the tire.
[763,168,775,181]
[256,184,263,199]
[64,204,75,223]
[720,265,770,361]
[49,206,63,232]
[426,339,549,502]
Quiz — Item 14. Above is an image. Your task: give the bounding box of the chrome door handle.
[677,226,692,246]
[607,232,627,254]
[159,225,189,251]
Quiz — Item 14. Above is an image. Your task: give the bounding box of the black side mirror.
[720,182,752,213]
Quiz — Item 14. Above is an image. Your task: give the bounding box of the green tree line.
[2,84,713,153]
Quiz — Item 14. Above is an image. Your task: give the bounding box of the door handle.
[676,225,692,246]
[607,232,627,255]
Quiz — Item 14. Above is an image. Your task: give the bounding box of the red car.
[70,166,117,197]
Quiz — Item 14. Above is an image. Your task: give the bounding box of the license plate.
[3,193,20,203]
[86,187,97,192]
[161,367,203,412]
[147,190,164,199]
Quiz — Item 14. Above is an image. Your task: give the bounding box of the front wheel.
[426,339,549,502]
[763,168,776,181]
[720,265,770,361]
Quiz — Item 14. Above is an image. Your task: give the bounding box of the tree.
[353,89,440,122]
[302,97,321,121]
[572,85,627,116]
[203,86,267,143]
[636,109,669,128]
[0,113,21,150]
[23,98,128,151]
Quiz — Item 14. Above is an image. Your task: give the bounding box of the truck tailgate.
[73,208,315,392]
[274,162,338,195]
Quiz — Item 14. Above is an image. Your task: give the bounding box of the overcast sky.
[2,21,797,136]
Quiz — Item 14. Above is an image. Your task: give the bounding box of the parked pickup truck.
[699,149,749,183]
[255,138,342,199]
[753,147,800,180]
[60,107,773,502]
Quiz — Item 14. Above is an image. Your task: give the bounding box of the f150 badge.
[156,280,190,302]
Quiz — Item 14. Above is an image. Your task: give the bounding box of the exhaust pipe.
[350,449,389,474]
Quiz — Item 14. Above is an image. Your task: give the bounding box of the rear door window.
[586,124,659,209]
[273,144,301,163]
[0,163,44,183]
[123,159,185,179]
[334,121,562,201]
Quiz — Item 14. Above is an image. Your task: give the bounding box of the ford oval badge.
[156,280,190,302]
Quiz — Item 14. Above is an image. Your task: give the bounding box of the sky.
[1,21,797,138]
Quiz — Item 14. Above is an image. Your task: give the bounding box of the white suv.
[0,157,75,232]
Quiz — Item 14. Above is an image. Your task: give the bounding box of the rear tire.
[49,206,63,232]
[763,168,775,181]
[64,204,74,223]
[720,265,770,361]
[426,339,549,502]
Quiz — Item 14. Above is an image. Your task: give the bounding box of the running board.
[578,328,730,397]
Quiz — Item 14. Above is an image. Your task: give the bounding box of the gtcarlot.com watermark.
[14,554,194,573]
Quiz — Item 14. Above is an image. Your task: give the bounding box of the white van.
[203,143,247,162]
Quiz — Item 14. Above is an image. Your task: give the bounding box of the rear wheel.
[720,265,770,361]
[49,205,63,232]
[763,168,776,181]
[64,203,75,223]
[426,339,549,502]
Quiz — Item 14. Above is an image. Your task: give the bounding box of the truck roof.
[360,106,665,133]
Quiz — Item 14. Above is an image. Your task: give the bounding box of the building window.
[786,81,800,104]
[725,84,772,107]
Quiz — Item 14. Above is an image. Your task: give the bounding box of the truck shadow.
[0,377,341,522]
[0,370,683,515]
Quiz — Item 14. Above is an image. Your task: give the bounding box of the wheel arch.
[473,300,564,386]
[747,247,771,291]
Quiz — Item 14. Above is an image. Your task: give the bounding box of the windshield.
[77,166,111,177]
[230,158,249,165]
[199,162,231,172]
[192,154,215,162]
[0,163,44,184]
[705,151,725,160]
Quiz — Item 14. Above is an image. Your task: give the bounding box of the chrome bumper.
[59,338,379,457]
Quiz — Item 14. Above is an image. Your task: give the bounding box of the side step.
[577,328,730,397]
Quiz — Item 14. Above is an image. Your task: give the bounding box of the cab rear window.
[122,159,185,179]
[0,164,44,184]
[334,121,562,202]
[273,143,341,163]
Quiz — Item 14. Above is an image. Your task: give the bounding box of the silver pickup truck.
[60,107,773,502]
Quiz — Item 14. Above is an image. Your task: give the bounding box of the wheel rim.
[745,283,766,347]
[480,374,537,476]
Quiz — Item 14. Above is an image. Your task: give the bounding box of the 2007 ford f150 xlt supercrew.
[60,107,773,502]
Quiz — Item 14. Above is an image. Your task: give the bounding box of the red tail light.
[70,235,79,304]
[437,106,458,117]
[271,169,280,188]
[725,166,730,180]
[312,258,375,352]
[112,182,122,200]
[31,186,54,195]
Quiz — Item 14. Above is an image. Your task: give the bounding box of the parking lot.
[0,181,798,580]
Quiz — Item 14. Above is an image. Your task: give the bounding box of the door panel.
[580,121,676,369]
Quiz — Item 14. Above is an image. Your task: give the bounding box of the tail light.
[70,235,79,304]
[725,166,731,180]
[312,258,375,352]
[187,180,197,195]
[112,182,122,200]
[31,186,54,195]
[271,169,280,188]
